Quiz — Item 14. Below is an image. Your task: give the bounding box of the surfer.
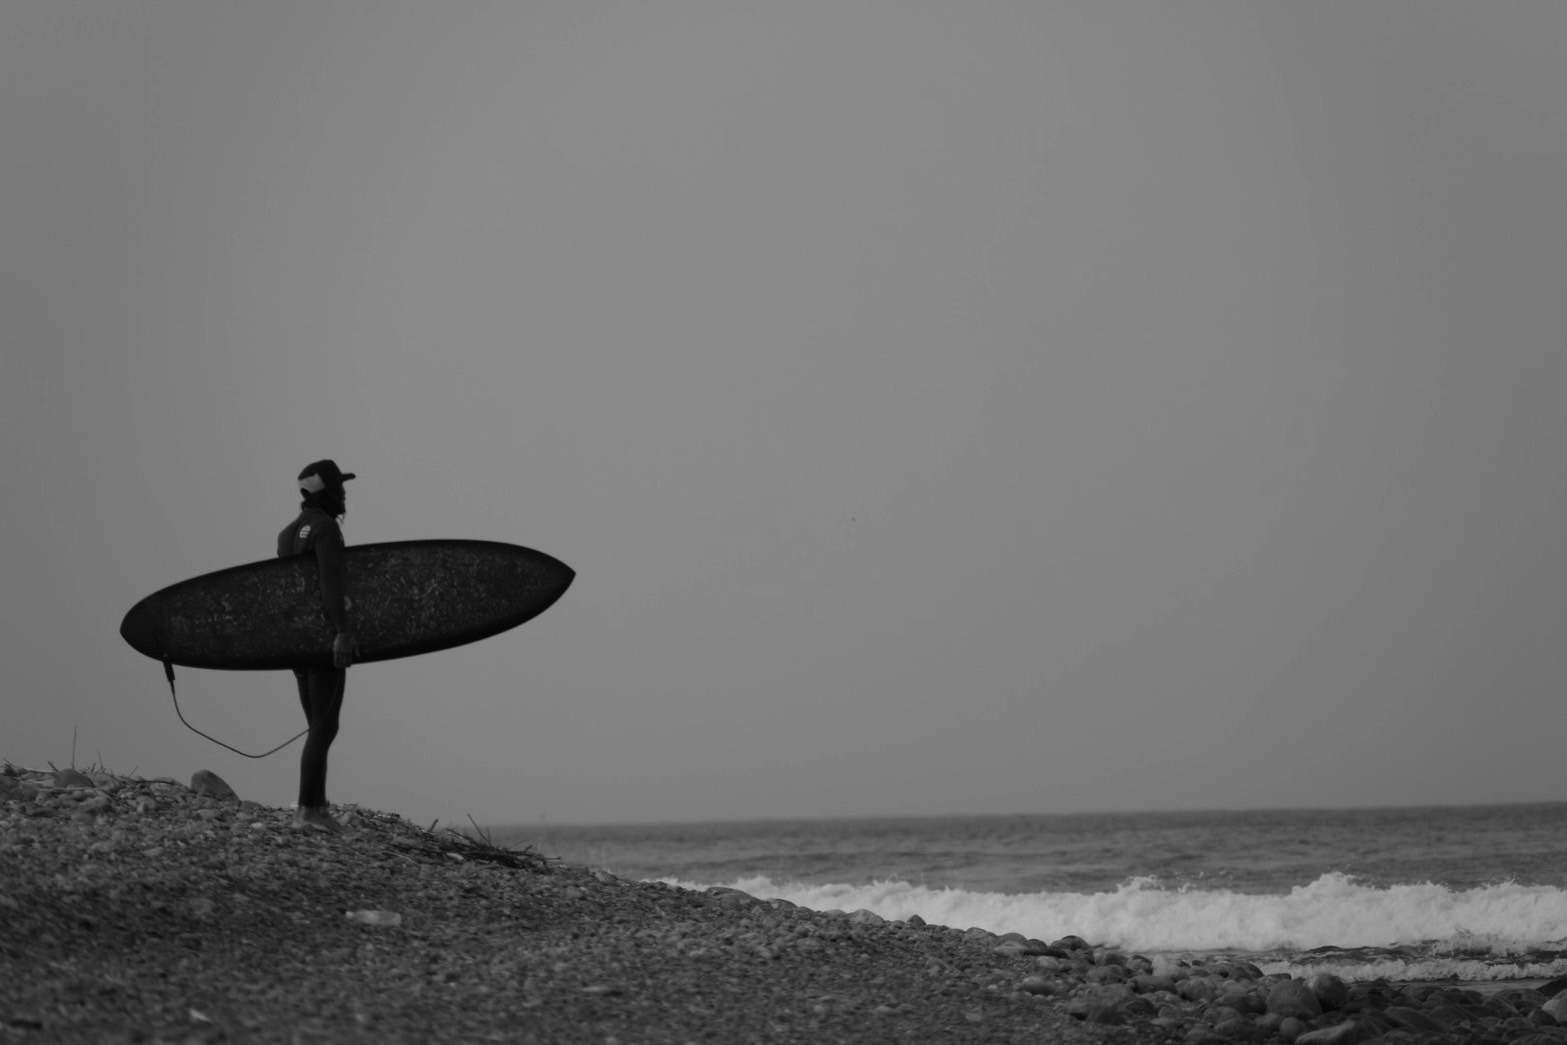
[278,459,361,833]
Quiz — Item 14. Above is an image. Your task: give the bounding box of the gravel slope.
[1,767,1145,1045]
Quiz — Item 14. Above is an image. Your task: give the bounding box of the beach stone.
[1543,997,1567,1023]
[1539,978,1567,1000]
[1309,973,1350,1011]
[1212,1015,1256,1040]
[190,770,237,800]
[1087,983,1135,1006]
[1383,1005,1449,1034]
[1294,1020,1381,1045]
[1210,960,1261,980]
[1082,1004,1125,1026]
[77,794,111,815]
[1184,1029,1232,1045]
[54,768,94,788]
[1268,980,1324,1020]
[1506,989,1551,1009]
[1278,1016,1306,1041]
[1219,985,1266,1014]
[1018,976,1056,996]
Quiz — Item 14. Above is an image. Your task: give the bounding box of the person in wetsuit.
[277,459,360,832]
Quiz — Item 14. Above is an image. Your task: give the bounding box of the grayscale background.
[3,1,1563,827]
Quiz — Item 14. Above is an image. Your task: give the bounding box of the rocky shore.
[4,765,1567,1044]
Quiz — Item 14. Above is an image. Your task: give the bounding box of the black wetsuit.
[277,504,349,810]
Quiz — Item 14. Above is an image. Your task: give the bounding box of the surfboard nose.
[119,599,162,660]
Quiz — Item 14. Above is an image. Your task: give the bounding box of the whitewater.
[497,803,1567,984]
[649,873,1567,983]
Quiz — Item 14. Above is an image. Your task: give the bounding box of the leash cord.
[163,660,308,759]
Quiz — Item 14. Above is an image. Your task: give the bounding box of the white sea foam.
[658,872,1567,962]
[1259,956,1567,984]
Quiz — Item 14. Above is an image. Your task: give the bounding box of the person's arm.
[313,521,358,667]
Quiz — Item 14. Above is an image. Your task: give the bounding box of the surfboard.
[119,540,574,670]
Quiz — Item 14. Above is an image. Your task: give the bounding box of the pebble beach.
[6,766,1567,1044]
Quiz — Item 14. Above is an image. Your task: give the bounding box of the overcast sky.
[3,1,1563,827]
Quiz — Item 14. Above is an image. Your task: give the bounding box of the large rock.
[1539,977,1567,1000]
[1308,973,1349,1011]
[1081,1004,1125,1026]
[1212,1016,1255,1040]
[190,769,237,800]
[53,768,94,788]
[1294,1021,1381,1045]
[1133,973,1177,993]
[1178,977,1218,1003]
[1383,1005,1449,1034]
[1266,979,1323,1020]
[1218,985,1266,1014]
[1543,995,1567,1023]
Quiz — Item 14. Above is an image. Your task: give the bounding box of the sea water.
[491,804,1567,985]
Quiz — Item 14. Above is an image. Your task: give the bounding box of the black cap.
[297,459,357,494]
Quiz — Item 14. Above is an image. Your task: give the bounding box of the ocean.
[490,803,1567,986]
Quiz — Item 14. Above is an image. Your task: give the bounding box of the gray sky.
[3,1,1563,827]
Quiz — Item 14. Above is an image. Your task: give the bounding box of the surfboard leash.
[163,659,309,759]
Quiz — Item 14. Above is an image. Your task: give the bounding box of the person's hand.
[333,631,360,669]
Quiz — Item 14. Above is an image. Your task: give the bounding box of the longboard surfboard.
[119,540,574,670]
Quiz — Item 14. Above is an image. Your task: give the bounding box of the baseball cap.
[297,459,357,494]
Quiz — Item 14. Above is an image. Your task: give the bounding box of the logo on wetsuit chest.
[297,524,312,541]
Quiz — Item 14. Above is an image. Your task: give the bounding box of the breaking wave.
[659,871,1567,982]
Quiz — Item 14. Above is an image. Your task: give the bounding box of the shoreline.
[5,765,1566,1044]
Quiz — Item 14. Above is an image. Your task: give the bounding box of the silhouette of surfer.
[277,459,360,832]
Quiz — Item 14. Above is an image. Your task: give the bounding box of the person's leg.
[296,667,346,830]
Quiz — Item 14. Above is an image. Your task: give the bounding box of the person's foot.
[294,806,342,833]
